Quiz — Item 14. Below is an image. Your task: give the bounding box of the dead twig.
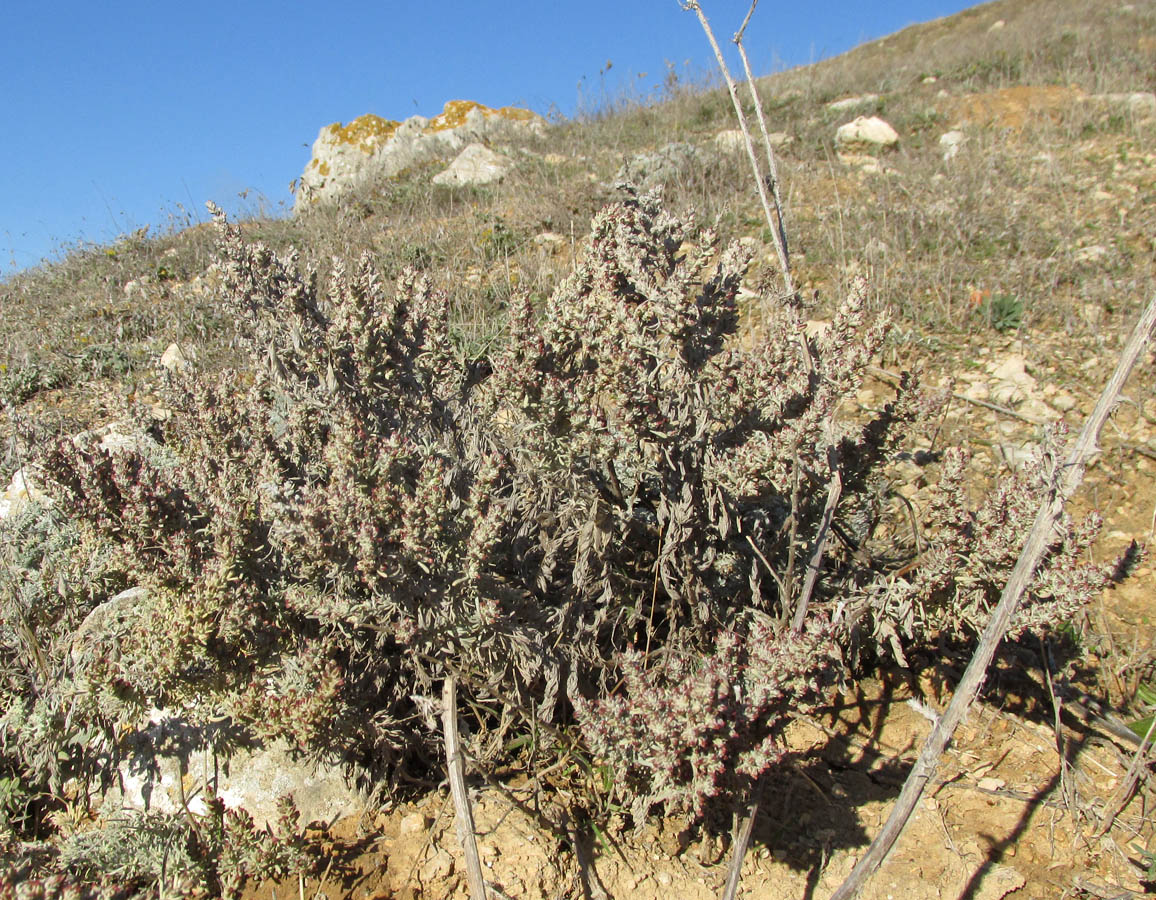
[720,775,765,900]
[681,0,793,297]
[792,444,842,633]
[830,291,1156,900]
[1095,711,1156,839]
[443,676,488,900]
[1073,875,1146,899]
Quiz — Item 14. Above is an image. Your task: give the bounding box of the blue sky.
[1,1,978,277]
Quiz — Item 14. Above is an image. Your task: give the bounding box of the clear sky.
[1,1,980,278]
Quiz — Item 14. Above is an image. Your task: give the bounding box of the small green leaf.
[1127,713,1155,739]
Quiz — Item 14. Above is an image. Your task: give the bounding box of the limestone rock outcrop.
[295,100,544,209]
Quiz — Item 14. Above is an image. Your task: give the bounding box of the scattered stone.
[988,19,1006,31]
[1051,390,1078,412]
[922,75,938,84]
[0,466,50,520]
[1081,302,1106,326]
[617,142,707,189]
[835,116,899,159]
[986,356,1040,407]
[432,142,513,186]
[1073,245,1109,264]
[159,342,196,373]
[1088,91,1156,119]
[532,231,567,254]
[420,848,455,883]
[998,442,1037,470]
[296,100,544,208]
[963,381,991,403]
[1020,397,1058,421]
[399,811,432,835]
[71,586,147,666]
[827,94,880,113]
[714,129,746,153]
[939,129,966,161]
[101,707,362,829]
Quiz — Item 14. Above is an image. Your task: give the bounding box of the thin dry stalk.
[829,290,1156,900]
[732,5,792,291]
[443,676,489,900]
[792,445,842,633]
[1095,712,1156,839]
[720,775,765,900]
[681,1,793,296]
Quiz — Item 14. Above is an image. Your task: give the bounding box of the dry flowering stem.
[830,290,1156,900]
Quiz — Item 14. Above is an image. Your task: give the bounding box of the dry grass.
[1,0,1152,438]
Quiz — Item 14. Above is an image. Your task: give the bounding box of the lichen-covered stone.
[296,100,544,209]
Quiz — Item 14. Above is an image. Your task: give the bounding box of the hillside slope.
[1,1,1154,898]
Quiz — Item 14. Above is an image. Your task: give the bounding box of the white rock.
[939,130,966,161]
[1081,303,1105,326]
[1073,245,1109,264]
[532,231,567,254]
[296,101,544,208]
[988,19,1006,31]
[399,811,433,835]
[71,587,147,666]
[827,94,879,113]
[432,143,513,186]
[159,342,196,373]
[714,129,746,153]
[102,704,362,829]
[988,355,1038,406]
[1090,91,1156,119]
[0,466,51,520]
[1051,391,1077,412]
[963,381,991,403]
[998,443,1036,470]
[1020,397,1059,422]
[989,355,1033,385]
[835,116,899,153]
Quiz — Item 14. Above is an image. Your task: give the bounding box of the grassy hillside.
[3,0,1152,454]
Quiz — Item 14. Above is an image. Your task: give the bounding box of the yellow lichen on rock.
[323,114,401,152]
[426,100,491,133]
[497,106,538,122]
[424,100,539,133]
